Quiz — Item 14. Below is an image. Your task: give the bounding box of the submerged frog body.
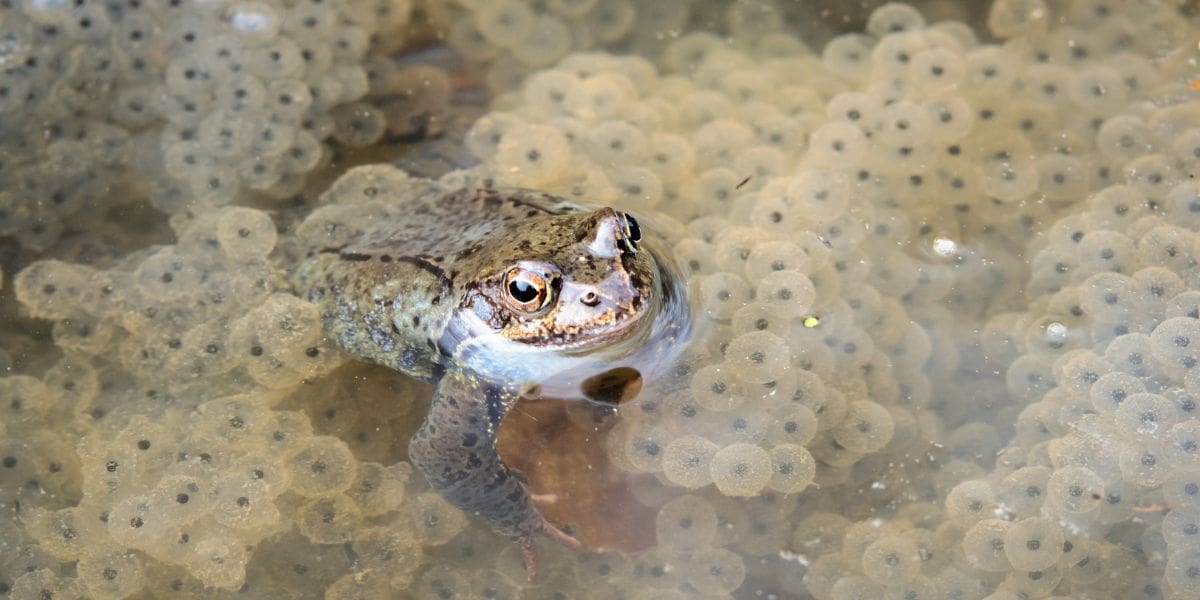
[293,183,688,577]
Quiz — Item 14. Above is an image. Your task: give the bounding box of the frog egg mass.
[3,0,1200,597]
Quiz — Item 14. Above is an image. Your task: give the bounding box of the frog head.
[460,208,659,352]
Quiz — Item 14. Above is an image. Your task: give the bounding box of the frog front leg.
[407,371,581,580]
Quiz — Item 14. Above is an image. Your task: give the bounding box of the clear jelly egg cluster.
[0,0,416,259]
[2,0,1200,598]
[1,204,456,596]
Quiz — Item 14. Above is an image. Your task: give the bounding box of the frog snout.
[560,282,633,315]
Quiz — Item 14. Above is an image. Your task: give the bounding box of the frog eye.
[504,268,552,313]
[621,212,641,244]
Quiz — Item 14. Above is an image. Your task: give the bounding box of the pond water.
[2,0,1200,598]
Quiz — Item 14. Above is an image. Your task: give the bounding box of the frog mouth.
[510,303,652,351]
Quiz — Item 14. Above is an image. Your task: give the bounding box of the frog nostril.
[581,291,601,307]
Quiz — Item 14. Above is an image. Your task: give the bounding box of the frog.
[291,184,689,579]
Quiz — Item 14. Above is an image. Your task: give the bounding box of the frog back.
[294,187,582,381]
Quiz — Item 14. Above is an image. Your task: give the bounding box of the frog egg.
[213,73,267,115]
[328,102,385,148]
[765,402,819,446]
[859,534,922,586]
[923,96,975,143]
[609,166,663,207]
[196,109,255,159]
[754,270,816,320]
[830,400,894,455]
[296,494,361,545]
[724,330,790,385]
[749,195,808,238]
[579,0,635,44]
[345,462,409,517]
[180,535,247,590]
[767,444,815,494]
[655,494,718,551]
[1169,127,1200,169]
[827,91,878,130]
[785,170,852,224]
[133,247,207,303]
[733,145,787,182]
[213,207,277,261]
[1120,439,1174,487]
[997,465,1052,521]
[828,574,889,600]
[1166,548,1200,596]
[1034,153,1090,203]
[1133,266,1184,313]
[718,229,770,274]
[1043,465,1105,516]
[866,2,926,36]
[248,119,295,158]
[660,435,718,489]
[261,412,314,458]
[620,424,671,474]
[23,507,91,563]
[1161,467,1200,510]
[284,435,357,498]
[564,72,636,121]
[106,493,172,550]
[1163,506,1200,549]
[408,491,468,546]
[944,479,999,526]
[13,260,97,320]
[151,473,214,526]
[689,364,748,412]
[822,34,875,83]
[1164,183,1200,231]
[464,112,524,161]
[11,568,88,600]
[673,238,717,277]
[744,243,810,285]
[521,69,578,118]
[998,516,1064,572]
[1065,65,1129,117]
[1168,416,1200,458]
[906,47,965,94]
[805,121,868,168]
[962,45,1019,92]
[1149,317,1200,376]
[77,550,145,598]
[1054,351,1109,400]
[876,100,933,149]
[640,132,695,184]
[961,519,1014,572]
[351,527,422,586]
[1113,392,1177,440]
[696,271,753,320]
[585,120,648,167]
[494,124,572,186]
[672,549,744,595]
[693,120,752,171]
[415,564,477,600]
[709,442,772,497]
[1125,154,1180,201]
[1104,333,1163,380]
[1001,566,1063,599]
[1096,115,1153,163]
[510,15,573,67]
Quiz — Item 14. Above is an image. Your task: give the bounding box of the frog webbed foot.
[408,372,580,580]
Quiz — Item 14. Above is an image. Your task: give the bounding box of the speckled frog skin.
[292,186,687,577]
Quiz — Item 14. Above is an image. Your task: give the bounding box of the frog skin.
[292,186,688,579]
